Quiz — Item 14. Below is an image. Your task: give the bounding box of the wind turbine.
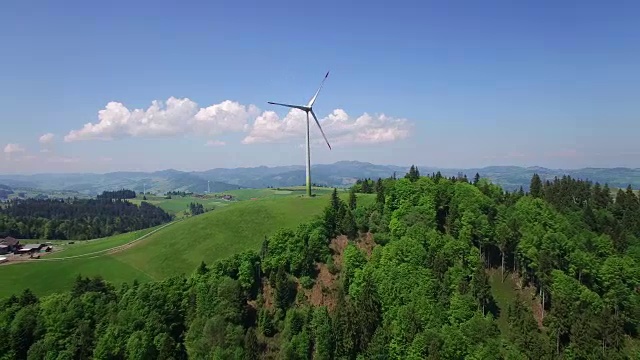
[268,71,332,197]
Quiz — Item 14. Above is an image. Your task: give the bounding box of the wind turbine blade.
[306,71,330,108]
[310,109,331,150]
[267,102,308,111]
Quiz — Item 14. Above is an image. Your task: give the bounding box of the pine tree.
[244,328,260,360]
[361,180,371,194]
[260,237,269,259]
[341,208,358,240]
[375,178,385,212]
[530,173,543,198]
[195,261,208,275]
[405,165,416,181]
[473,173,481,186]
[274,266,295,310]
[405,165,420,182]
[330,188,340,212]
[348,188,357,210]
[353,275,381,353]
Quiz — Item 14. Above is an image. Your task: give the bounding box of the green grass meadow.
[224,186,340,201]
[0,256,153,298]
[113,194,356,280]
[45,227,159,259]
[0,189,374,298]
[128,195,229,217]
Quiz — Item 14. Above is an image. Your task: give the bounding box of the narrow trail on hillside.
[1,220,180,265]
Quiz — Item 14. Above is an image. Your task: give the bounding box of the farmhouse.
[18,243,51,255]
[0,237,20,253]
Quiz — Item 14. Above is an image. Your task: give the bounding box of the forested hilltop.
[1,171,639,359]
[0,192,172,240]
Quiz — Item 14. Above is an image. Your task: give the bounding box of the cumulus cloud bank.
[64,98,258,142]
[64,97,413,146]
[242,108,412,145]
[4,143,25,154]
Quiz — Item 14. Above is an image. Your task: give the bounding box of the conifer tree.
[348,187,357,210]
[530,173,543,198]
[244,328,260,360]
[375,178,385,212]
[330,188,340,212]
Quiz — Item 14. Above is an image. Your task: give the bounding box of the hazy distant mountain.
[424,166,640,191]
[0,161,638,195]
[193,161,408,188]
[0,170,244,196]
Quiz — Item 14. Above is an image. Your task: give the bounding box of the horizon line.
[0,161,638,177]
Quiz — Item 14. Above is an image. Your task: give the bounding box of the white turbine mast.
[268,71,332,196]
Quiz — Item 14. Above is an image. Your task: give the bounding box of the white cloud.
[4,143,25,155]
[205,140,226,147]
[242,108,412,146]
[194,101,259,135]
[64,97,414,147]
[39,133,55,144]
[65,97,258,142]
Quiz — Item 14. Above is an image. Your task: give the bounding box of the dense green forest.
[0,197,172,240]
[1,172,639,359]
[96,189,137,200]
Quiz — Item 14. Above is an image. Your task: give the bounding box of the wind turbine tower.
[268,71,332,197]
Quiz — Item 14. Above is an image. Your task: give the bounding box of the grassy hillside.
[128,195,230,217]
[0,191,374,298]
[113,193,368,280]
[127,187,339,216]
[0,256,153,299]
[224,186,340,201]
[45,227,160,259]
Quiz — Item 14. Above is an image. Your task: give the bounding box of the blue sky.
[1,0,639,173]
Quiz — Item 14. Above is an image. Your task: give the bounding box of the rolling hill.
[1,161,639,196]
[0,190,375,298]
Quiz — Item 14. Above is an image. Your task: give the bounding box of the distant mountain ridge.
[0,161,639,195]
